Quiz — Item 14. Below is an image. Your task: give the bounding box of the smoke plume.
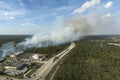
[18,12,119,48]
[0,42,15,58]
[0,9,119,58]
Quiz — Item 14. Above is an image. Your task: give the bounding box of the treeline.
[0,35,30,46]
[52,39,120,80]
[25,43,69,54]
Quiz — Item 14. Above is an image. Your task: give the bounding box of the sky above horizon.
[0,0,119,35]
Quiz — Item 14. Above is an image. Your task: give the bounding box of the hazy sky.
[0,0,119,35]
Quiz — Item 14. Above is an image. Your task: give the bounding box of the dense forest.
[25,43,69,54]
[0,35,70,55]
[49,39,120,80]
[0,35,120,80]
[0,35,30,46]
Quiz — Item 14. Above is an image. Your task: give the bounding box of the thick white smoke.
[0,0,119,58]
[1,0,120,58]
[0,12,119,58]
[18,12,119,48]
[0,42,15,58]
[18,26,81,48]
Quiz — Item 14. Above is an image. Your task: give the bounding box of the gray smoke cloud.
[0,42,15,58]
[18,12,119,48]
[0,11,119,58]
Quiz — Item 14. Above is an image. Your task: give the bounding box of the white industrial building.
[32,54,43,60]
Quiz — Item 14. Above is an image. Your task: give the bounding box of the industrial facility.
[5,61,28,71]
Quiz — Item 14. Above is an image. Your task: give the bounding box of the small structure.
[32,54,43,60]
[5,66,17,71]
[15,51,24,56]
[9,51,24,59]
[5,61,27,71]
[32,54,40,59]
[10,54,16,58]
